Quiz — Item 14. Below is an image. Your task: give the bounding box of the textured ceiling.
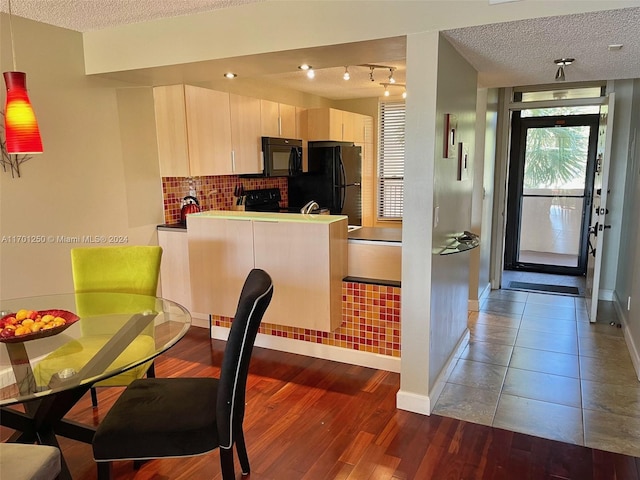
[443,7,640,88]
[0,0,263,32]
[0,1,638,97]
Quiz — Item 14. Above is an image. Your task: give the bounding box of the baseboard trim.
[429,329,470,409]
[615,292,640,380]
[210,326,401,373]
[469,283,491,312]
[396,390,431,415]
[396,329,469,416]
[479,282,491,302]
[599,289,614,301]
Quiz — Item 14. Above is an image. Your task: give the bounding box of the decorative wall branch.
[1,111,33,178]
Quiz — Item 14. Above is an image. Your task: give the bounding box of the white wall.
[469,88,498,308]
[398,32,477,414]
[0,15,163,298]
[397,30,438,415]
[82,1,639,76]
[614,79,640,375]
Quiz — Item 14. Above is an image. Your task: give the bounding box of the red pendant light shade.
[3,71,43,154]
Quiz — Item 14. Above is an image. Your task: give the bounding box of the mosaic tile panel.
[162,175,288,225]
[212,281,401,357]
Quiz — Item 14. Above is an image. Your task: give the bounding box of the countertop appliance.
[246,137,302,177]
[180,195,200,224]
[287,141,362,225]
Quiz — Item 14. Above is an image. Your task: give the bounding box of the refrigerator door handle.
[338,152,347,211]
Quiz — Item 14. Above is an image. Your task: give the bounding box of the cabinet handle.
[231,151,236,172]
[278,117,282,136]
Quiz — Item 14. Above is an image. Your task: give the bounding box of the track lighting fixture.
[343,66,350,81]
[388,68,396,84]
[369,66,375,82]
[554,58,574,82]
[379,82,406,98]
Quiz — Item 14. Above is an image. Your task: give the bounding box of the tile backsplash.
[162,175,288,224]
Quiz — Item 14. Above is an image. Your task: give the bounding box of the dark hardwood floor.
[3,326,639,479]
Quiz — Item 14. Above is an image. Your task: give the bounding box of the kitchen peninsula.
[157,214,401,371]
[187,211,347,332]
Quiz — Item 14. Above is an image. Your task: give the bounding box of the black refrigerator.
[288,142,362,225]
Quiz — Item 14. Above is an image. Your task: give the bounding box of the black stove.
[243,188,282,212]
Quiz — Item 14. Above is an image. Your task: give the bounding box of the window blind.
[377,101,406,219]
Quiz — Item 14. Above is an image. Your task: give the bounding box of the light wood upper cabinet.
[278,103,297,138]
[260,100,298,138]
[229,94,262,175]
[187,86,233,176]
[154,85,263,177]
[260,100,280,137]
[153,85,190,177]
[153,84,234,176]
[306,107,372,143]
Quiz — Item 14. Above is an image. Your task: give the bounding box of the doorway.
[504,113,599,279]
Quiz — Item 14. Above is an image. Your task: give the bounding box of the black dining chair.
[92,268,274,480]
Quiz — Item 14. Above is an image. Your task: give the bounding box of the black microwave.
[260,137,303,177]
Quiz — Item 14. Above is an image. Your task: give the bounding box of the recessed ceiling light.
[298,64,312,71]
[223,72,237,79]
[608,44,623,51]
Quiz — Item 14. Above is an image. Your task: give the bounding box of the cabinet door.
[188,216,254,318]
[230,94,262,174]
[158,230,192,309]
[260,99,280,137]
[253,219,345,331]
[341,110,356,142]
[185,86,233,176]
[296,106,307,140]
[350,112,367,143]
[278,103,297,138]
[307,108,339,141]
[153,85,190,177]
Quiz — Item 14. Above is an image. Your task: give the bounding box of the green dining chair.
[33,246,162,407]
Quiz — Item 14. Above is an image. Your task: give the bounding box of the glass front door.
[505,114,599,275]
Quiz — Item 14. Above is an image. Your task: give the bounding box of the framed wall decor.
[444,113,458,159]
[457,142,469,181]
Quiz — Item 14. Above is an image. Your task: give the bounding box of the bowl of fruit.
[0,309,79,343]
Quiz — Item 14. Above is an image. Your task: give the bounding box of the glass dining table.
[0,292,191,480]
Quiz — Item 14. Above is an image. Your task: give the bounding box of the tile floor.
[433,288,640,458]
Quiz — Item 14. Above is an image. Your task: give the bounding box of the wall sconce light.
[3,0,43,154]
[554,58,574,82]
[343,66,350,81]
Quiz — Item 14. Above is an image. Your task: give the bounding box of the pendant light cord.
[7,0,17,71]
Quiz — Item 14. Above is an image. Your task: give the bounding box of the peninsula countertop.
[157,218,401,244]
